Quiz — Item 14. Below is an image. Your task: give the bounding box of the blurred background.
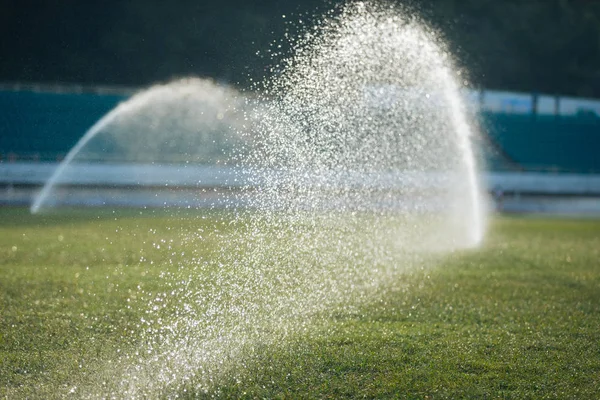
[2,0,600,95]
[1,0,599,212]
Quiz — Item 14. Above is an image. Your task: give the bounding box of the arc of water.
[444,81,486,246]
[30,100,135,214]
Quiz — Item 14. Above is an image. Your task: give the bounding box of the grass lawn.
[1,207,599,398]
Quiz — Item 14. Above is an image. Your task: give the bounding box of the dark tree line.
[1,0,600,97]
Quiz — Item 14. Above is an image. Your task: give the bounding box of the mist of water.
[30,78,249,213]
[41,2,487,398]
[245,1,485,248]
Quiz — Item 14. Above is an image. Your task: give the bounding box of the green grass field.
[1,207,599,398]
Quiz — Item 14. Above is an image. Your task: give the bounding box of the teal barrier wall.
[1,89,599,172]
[0,90,124,159]
[482,113,600,173]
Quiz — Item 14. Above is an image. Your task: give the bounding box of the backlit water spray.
[52,2,486,398]
[30,78,248,213]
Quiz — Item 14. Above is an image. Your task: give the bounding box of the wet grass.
[1,208,599,398]
[211,217,600,399]
[0,207,226,398]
